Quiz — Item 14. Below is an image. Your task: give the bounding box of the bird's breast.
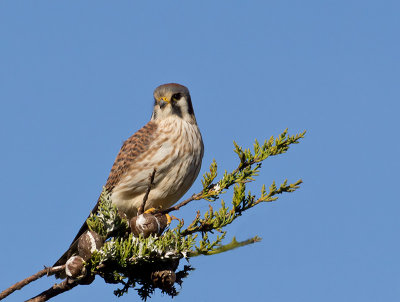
[111,118,203,218]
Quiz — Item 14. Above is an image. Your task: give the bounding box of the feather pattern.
[111,116,203,218]
[105,121,158,192]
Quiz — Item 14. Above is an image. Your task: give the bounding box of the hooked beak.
[158,97,170,108]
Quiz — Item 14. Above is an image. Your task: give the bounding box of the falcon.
[54,83,204,269]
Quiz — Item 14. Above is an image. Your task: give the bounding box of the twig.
[137,168,157,215]
[160,192,203,214]
[160,158,256,216]
[26,278,78,302]
[189,236,262,257]
[0,265,65,301]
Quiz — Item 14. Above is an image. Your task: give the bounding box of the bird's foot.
[144,207,157,214]
[144,208,173,224]
[165,214,173,224]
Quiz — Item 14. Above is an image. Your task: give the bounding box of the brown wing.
[104,121,158,192]
[53,121,158,270]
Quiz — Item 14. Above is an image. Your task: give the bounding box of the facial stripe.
[171,102,183,118]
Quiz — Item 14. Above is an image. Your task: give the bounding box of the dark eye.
[172,93,181,100]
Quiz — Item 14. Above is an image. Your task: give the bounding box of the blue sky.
[1,1,399,301]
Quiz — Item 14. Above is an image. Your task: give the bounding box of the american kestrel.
[54,83,204,269]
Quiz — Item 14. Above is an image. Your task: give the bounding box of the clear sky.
[1,1,399,301]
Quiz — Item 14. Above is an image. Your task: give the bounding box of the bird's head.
[151,83,196,123]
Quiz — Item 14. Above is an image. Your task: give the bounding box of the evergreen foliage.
[83,129,305,300]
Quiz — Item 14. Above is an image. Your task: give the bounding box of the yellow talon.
[144,208,156,214]
[165,214,172,224]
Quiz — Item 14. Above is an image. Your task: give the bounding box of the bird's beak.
[158,97,170,108]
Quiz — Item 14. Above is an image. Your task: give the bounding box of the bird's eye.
[172,93,181,100]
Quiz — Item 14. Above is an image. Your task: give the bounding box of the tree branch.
[160,192,203,214]
[26,278,78,302]
[0,265,65,301]
[190,236,262,257]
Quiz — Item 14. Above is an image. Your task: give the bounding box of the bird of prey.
[54,83,204,270]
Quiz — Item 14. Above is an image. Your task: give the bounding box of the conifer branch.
[160,192,203,214]
[2,129,305,301]
[84,129,306,299]
[189,236,262,256]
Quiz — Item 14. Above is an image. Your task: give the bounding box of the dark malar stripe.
[171,102,183,118]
